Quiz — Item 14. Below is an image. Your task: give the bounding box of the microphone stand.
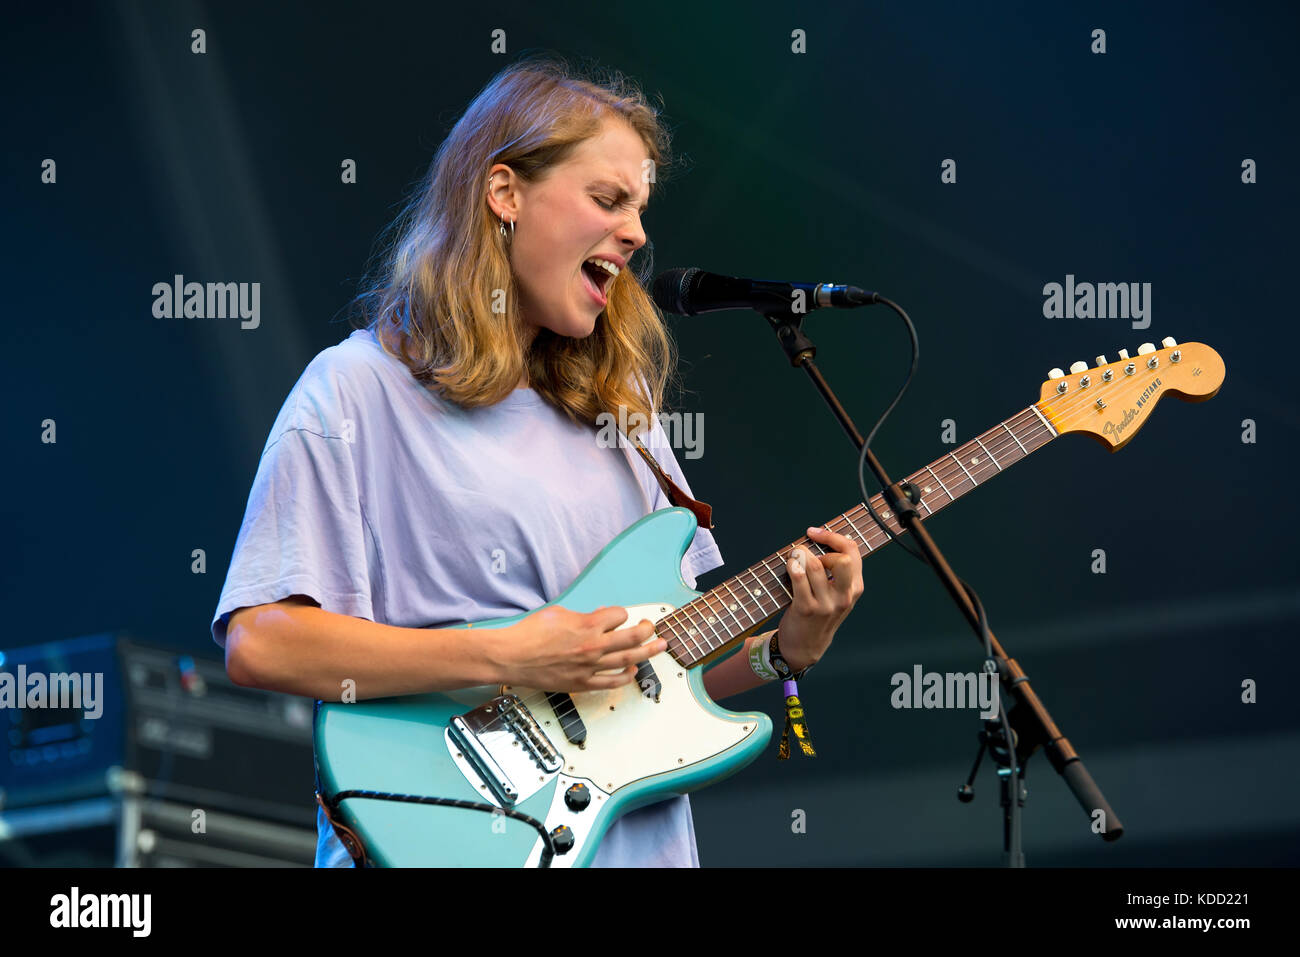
[762,306,1123,867]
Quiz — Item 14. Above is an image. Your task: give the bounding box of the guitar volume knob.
[549,824,576,854]
[564,783,592,811]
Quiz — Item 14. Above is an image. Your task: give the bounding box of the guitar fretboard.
[659,404,1058,668]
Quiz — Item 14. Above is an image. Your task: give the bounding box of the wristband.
[747,632,779,681]
[768,630,817,759]
[768,629,813,680]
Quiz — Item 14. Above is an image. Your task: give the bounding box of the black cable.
[855,295,927,564]
[327,789,558,868]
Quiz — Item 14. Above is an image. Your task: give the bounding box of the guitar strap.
[622,427,714,530]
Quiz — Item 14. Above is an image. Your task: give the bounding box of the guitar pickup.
[546,692,587,747]
[635,660,661,701]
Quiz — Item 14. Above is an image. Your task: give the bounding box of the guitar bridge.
[447,694,563,807]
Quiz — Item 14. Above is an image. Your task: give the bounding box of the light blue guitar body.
[314,507,772,867]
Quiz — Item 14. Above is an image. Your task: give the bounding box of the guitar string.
[668,354,1181,663]
[446,354,1181,742]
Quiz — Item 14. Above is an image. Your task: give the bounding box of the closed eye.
[595,195,648,215]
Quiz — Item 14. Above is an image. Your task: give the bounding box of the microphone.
[652,267,879,316]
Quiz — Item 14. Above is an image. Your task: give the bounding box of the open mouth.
[580,258,618,305]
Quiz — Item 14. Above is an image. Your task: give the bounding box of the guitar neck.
[662,404,1060,668]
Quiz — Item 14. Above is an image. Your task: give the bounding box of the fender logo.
[1103,407,1138,439]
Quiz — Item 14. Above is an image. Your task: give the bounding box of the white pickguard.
[444,603,762,866]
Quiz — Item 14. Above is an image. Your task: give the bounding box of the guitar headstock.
[1036,337,1225,451]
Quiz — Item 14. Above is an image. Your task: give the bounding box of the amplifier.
[1,632,318,864]
[0,632,125,809]
[119,639,317,828]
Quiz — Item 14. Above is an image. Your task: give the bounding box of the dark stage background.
[4,1,1298,866]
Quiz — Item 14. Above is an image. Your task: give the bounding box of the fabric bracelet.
[778,678,817,759]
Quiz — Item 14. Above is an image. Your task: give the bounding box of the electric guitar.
[314,337,1225,866]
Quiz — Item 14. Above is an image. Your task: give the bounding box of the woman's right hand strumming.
[490,605,664,693]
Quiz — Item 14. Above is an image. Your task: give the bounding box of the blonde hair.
[348,54,678,434]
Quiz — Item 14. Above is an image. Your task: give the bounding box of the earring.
[488,176,514,240]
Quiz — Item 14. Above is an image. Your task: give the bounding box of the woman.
[210,55,864,867]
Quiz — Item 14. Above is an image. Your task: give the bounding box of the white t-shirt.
[211,327,724,867]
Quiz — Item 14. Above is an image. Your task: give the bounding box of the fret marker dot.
[971,457,980,464]
[752,588,763,596]
[923,486,931,493]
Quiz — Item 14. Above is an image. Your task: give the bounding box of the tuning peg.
[1137,342,1156,355]
[1047,368,1065,379]
[1069,361,1088,374]
[1161,336,1177,348]
[1095,355,1108,366]
[1118,349,1130,360]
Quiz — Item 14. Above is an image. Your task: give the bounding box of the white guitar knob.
[1047,368,1065,379]
[1069,361,1088,374]
[1137,342,1156,355]
[1095,355,1108,366]
[1118,349,1130,360]
[1160,336,1177,348]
